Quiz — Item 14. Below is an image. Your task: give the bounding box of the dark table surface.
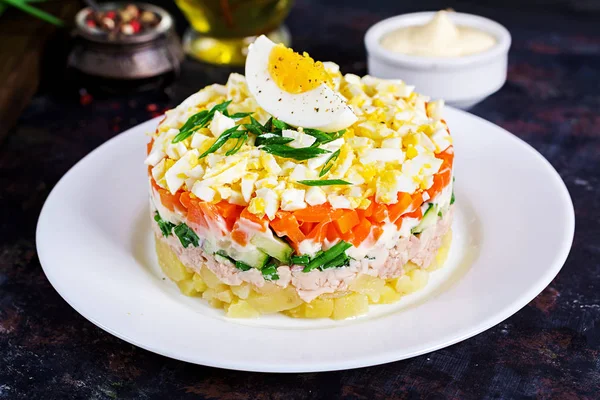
[1,0,599,398]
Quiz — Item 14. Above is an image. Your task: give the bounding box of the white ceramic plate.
[37,107,574,373]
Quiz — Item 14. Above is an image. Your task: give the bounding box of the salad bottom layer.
[154,228,453,320]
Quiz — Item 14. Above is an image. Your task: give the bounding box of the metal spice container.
[68,2,184,90]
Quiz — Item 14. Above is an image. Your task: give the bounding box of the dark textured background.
[1,0,599,398]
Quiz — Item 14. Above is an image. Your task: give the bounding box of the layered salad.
[145,36,455,319]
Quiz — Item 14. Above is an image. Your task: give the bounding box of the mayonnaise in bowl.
[365,11,511,108]
[380,10,497,58]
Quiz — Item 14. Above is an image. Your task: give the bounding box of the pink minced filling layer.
[153,207,453,302]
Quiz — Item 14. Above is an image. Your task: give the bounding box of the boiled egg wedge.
[245,35,357,132]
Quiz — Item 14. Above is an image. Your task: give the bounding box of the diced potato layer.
[155,230,452,320]
[428,230,453,271]
[246,285,303,314]
[332,293,369,320]
[156,238,193,282]
[226,300,260,318]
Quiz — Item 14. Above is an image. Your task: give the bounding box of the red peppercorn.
[85,4,160,36]
[80,93,93,106]
[130,20,141,33]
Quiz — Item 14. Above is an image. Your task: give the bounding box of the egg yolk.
[268,44,332,94]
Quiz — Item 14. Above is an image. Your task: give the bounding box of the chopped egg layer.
[146,72,452,214]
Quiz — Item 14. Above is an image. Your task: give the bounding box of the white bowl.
[365,12,511,109]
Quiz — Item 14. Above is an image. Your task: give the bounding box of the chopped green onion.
[228,112,253,119]
[225,132,248,156]
[172,100,232,143]
[235,261,252,271]
[261,264,279,281]
[243,116,266,136]
[321,253,350,269]
[154,212,175,237]
[450,177,456,204]
[272,119,290,130]
[291,255,310,266]
[212,100,232,113]
[173,223,200,248]
[329,129,346,141]
[173,110,208,143]
[297,179,352,186]
[263,117,274,132]
[255,135,294,146]
[261,144,330,161]
[303,241,352,272]
[319,149,340,177]
[199,125,243,158]
[301,128,346,145]
[302,128,332,143]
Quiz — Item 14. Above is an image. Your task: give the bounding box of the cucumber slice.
[214,252,233,266]
[202,240,217,255]
[251,234,293,264]
[225,247,270,269]
[412,204,438,234]
[205,240,269,269]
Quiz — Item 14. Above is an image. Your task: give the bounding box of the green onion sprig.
[172,100,233,143]
[303,241,352,272]
[173,223,200,248]
[297,179,351,186]
[261,263,280,281]
[290,255,310,266]
[235,261,252,271]
[154,212,175,237]
[319,149,340,177]
[199,125,246,158]
[261,144,330,161]
[303,128,346,145]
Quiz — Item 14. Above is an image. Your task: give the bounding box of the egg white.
[245,35,357,132]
